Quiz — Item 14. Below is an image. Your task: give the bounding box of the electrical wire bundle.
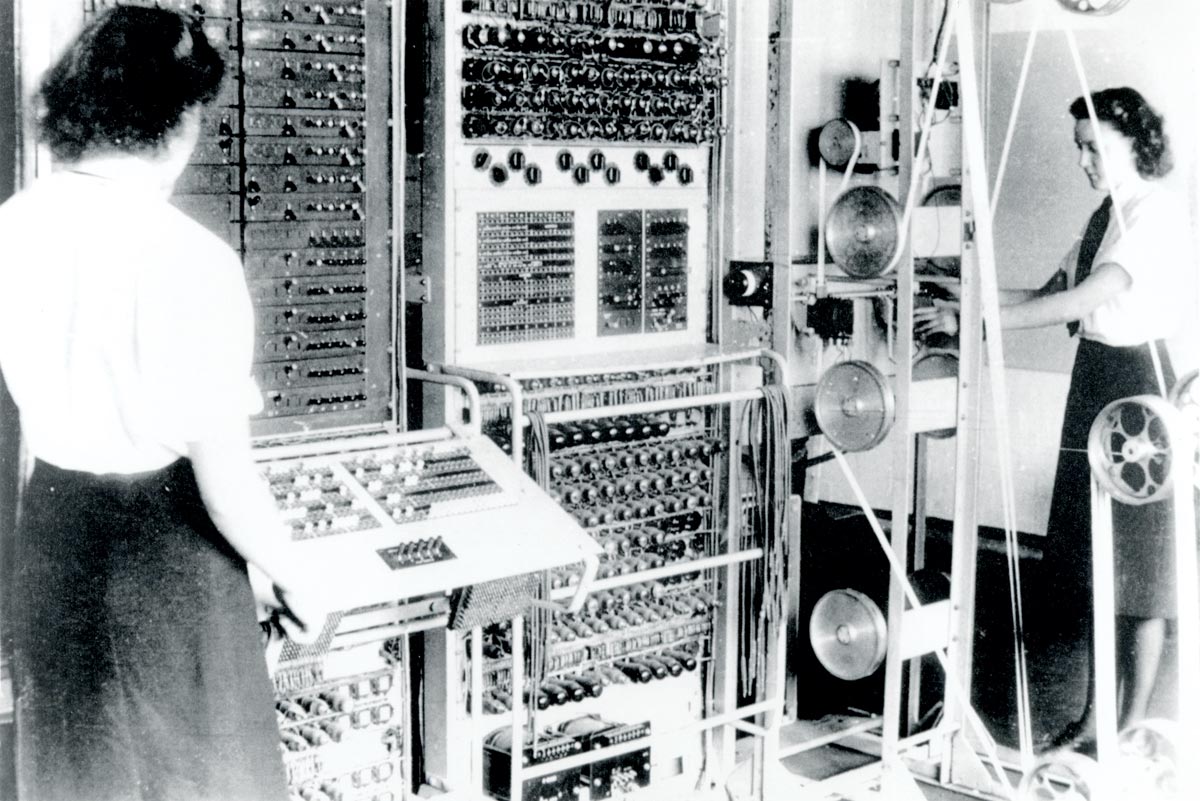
[525,409,551,490]
[738,384,792,693]
[521,410,554,743]
[525,569,552,746]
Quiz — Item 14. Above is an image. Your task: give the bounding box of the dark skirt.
[11,458,288,801]
[1042,338,1178,621]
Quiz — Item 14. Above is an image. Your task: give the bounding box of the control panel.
[597,208,690,336]
[264,441,506,539]
[90,0,395,436]
[421,1,722,368]
[254,431,600,609]
[477,210,576,345]
[255,427,603,800]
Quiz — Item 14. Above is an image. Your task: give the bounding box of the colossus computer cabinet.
[5,3,790,800]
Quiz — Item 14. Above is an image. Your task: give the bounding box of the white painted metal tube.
[1089,481,1119,771]
[434,364,526,464]
[548,548,764,602]
[408,368,482,436]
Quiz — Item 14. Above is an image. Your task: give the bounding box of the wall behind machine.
[726,2,902,263]
[988,0,1200,374]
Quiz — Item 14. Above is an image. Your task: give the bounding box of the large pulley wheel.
[912,349,959,439]
[1087,394,1184,506]
[1056,0,1133,15]
[1118,718,1179,799]
[815,360,895,452]
[809,588,887,681]
[1169,369,1200,490]
[825,185,902,278]
[817,118,860,169]
[917,185,962,277]
[1018,751,1103,801]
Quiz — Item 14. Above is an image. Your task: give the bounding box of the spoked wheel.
[1118,718,1179,799]
[1087,395,1185,506]
[1018,752,1104,801]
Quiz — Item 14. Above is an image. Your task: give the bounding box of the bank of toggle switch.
[376,536,456,570]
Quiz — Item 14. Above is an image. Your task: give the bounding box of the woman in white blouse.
[0,8,330,800]
[918,87,1188,752]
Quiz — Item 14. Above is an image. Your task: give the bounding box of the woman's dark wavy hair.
[38,6,224,162]
[1070,87,1172,179]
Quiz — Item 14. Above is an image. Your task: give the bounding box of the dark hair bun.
[38,6,225,161]
[1070,87,1172,179]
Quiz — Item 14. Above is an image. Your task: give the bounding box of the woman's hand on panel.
[268,578,336,646]
[914,299,960,337]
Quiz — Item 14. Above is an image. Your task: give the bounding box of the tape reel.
[1087,394,1184,506]
[815,360,896,452]
[809,588,887,681]
[825,186,902,279]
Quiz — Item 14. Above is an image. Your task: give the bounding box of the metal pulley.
[817,118,861,169]
[1169,369,1200,489]
[809,588,887,681]
[1087,394,1185,505]
[1055,0,1133,15]
[1018,751,1103,801]
[814,360,895,452]
[825,185,902,279]
[917,184,962,277]
[912,350,959,439]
